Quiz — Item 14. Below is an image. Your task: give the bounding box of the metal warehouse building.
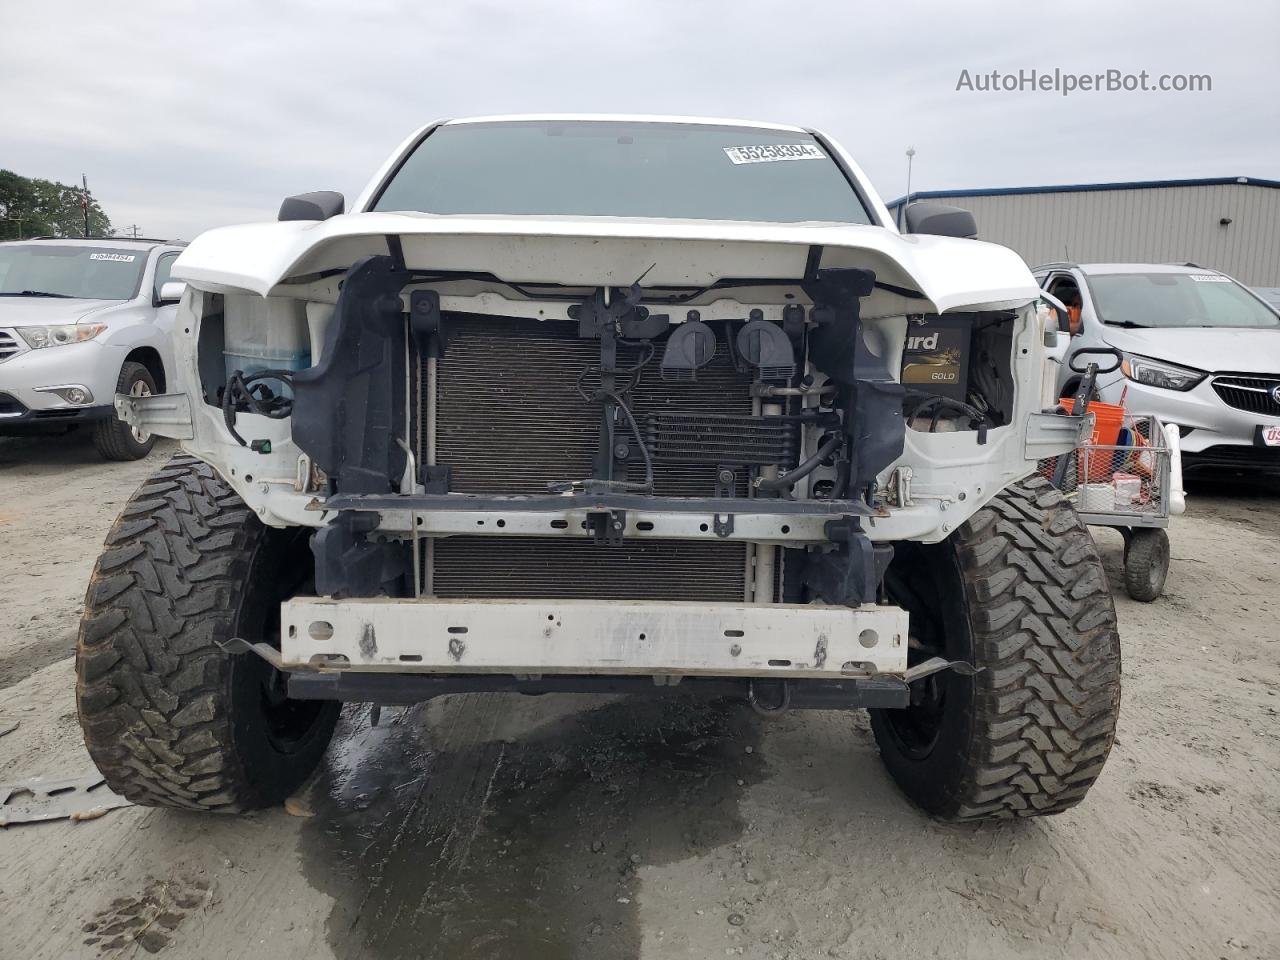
[888,177,1280,288]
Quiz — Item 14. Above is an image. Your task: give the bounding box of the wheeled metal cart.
[1042,414,1175,601]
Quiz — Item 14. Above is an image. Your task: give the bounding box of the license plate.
[1263,425,1280,447]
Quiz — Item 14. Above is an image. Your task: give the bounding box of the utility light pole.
[82,174,91,238]
[905,146,916,202]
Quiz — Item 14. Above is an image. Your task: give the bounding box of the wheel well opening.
[125,346,166,392]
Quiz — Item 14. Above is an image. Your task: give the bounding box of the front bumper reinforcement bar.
[278,597,909,679]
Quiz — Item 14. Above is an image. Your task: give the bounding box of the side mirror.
[156,280,186,305]
[1040,293,1072,338]
[903,202,978,239]
[278,190,345,222]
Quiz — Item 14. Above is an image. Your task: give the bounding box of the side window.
[152,253,178,302]
[1046,274,1083,335]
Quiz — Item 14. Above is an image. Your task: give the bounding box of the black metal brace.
[586,509,627,546]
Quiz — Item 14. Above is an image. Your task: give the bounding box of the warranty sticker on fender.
[89,253,136,262]
[723,144,824,164]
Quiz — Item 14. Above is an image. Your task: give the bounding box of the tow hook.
[748,679,792,715]
[902,656,982,683]
[217,636,287,670]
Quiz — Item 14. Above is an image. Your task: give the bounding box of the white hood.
[0,297,116,327]
[172,213,1040,318]
[1102,325,1280,375]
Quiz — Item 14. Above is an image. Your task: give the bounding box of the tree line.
[0,169,113,241]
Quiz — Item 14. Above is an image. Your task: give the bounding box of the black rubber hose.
[601,389,654,493]
[755,432,843,494]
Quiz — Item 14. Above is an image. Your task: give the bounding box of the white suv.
[1036,262,1280,473]
[0,237,186,459]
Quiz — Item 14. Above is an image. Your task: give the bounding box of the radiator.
[432,536,748,602]
[430,315,762,496]
[423,314,776,601]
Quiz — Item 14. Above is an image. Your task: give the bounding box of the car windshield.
[0,245,145,300]
[371,121,873,224]
[1088,272,1280,329]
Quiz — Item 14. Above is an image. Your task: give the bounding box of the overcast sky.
[3,0,1275,240]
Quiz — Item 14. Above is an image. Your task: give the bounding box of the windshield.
[371,121,873,224]
[1088,272,1280,329]
[0,245,145,300]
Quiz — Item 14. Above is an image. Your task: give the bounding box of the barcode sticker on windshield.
[89,253,136,263]
[1189,274,1230,282]
[723,144,825,165]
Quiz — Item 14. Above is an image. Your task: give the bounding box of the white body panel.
[173,214,1037,320]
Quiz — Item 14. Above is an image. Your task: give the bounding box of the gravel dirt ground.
[0,430,1277,960]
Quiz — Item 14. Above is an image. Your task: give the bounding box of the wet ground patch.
[298,692,764,960]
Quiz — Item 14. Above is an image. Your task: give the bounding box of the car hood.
[172,212,1040,318]
[1101,325,1280,375]
[0,297,116,327]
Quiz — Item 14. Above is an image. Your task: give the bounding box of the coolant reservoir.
[223,295,311,380]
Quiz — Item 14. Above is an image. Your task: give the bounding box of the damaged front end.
[121,221,1083,709]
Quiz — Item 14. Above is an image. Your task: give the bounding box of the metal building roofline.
[887,176,1280,208]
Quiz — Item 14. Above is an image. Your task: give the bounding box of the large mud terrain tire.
[76,456,339,811]
[870,475,1121,820]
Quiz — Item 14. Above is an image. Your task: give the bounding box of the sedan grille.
[1211,375,1280,417]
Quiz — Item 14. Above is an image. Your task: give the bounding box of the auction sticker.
[724,144,825,164]
[89,253,136,262]
[1189,274,1230,282]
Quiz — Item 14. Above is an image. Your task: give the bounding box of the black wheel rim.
[879,562,952,759]
[258,660,327,752]
[239,533,329,754]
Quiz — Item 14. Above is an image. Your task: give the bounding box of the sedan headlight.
[1121,353,1205,391]
[17,323,107,349]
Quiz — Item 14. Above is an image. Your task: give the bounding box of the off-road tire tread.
[92,361,156,461]
[925,475,1120,820]
[77,455,286,811]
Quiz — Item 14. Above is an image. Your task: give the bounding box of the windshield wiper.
[1102,320,1154,329]
[0,290,75,298]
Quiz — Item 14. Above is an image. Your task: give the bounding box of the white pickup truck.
[82,115,1118,822]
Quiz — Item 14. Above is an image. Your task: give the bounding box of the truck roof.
[443,113,808,133]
